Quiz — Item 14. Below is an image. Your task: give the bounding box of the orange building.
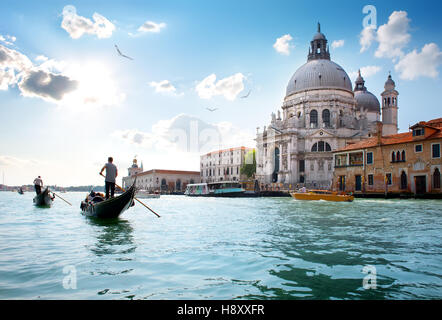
[332,119,442,197]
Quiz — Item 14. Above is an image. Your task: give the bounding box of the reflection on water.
[0,192,441,299]
[86,218,135,257]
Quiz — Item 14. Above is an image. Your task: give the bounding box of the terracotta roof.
[336,118,442,152]
[202,146,255,157]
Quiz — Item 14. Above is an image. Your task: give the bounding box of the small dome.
[286,59,353,96]
[313,32,326,41]
[355,90,380,113]
[384,74,395,91]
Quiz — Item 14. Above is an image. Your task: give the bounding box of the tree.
[240,150,256,178]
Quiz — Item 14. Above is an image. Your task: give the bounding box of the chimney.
[375,121,383,145]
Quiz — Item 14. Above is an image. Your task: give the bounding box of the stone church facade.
[256,24,399,189]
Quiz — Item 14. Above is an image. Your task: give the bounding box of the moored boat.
[184,181,246,197]
[33,187,54,207]
[80,182,136,218]
[136,189,160,199]
[291,190,354,202]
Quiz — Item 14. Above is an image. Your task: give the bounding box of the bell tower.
[307,22,330,61]
[128,156,143,177]
[381,73,399,136]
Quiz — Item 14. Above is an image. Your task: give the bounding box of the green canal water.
[0,192,441,299]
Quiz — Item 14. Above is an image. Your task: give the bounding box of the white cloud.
[149,80,177,94]
[138,21,166,33]
[273,34,293,55]
[0,155,40,167]
[331,40,345,49]
[375,11,411,59]
[0,34,16,46]
[61,5,115,39]
[196,73,245,101]
[35,55,48,62]
[359,26,376,53]
[395,43,442,80]
[349,65,382,81]
[113,114,255,155]
[0,44,124,107]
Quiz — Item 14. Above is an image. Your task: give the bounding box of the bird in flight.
[240,89,251,99]
[206,107,218,112]
[114,45,133,60]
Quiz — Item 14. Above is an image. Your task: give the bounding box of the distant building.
[200,146,255,183]
[256,24,399,189]
[122,158,200,192]
[332,119,442,196]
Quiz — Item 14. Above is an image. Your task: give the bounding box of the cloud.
[359,26,376,53]
[375,11,411,59]
[35,55,48,62]
[0,34,16,46]
[349,65,382,81]
[113,114,255,154]
[19,70,78,101]
[61,5,115,39]
[196,73,245,101]
[0,44,124,107]
[0,155,40,167]
[395,43,442,80]
[149,80,177,94]
[138,21,166,33]
[273,34,293,55]
[331,40,345,49]
[359,11,411,59]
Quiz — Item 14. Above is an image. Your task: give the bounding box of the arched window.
[322,109,330,127]
[434,168,441,189]
[310,110,318,127]
[400,171,407,190]
[396,151,401,162]
[392,151,396,162]
[311,141,332,152]
[401,150,406,162]
[176,179,181,191]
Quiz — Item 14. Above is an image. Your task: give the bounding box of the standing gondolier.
[100,157,118,199]
[33,176,43,195]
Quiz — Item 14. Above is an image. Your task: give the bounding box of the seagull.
[240,89,251,99]
[206,107,218,112]
[114,44,133,60]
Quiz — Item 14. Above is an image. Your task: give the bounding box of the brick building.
[332,119,441,196]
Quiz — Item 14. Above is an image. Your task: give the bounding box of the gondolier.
[100,157,118,199]
[33,176,43,195]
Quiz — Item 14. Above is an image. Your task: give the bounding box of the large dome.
[286,59,353,96]
[355,90,380,113]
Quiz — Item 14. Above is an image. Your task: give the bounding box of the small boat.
[184,181,246,197]
[291,190,354,202]
[80,182,136,219]
[136,190,160,199]
[17,187,24,195]
[33,187,54,207]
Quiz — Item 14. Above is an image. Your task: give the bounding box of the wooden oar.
[52,191,72,206]
[100,173,160,218]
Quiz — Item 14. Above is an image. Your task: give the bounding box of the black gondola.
[18,187,24,195]
[80,182,136,219]
[33,187,53,207]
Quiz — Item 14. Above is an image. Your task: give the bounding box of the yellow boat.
[291,190,354,202]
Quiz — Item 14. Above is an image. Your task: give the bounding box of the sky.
[0,0,441,186]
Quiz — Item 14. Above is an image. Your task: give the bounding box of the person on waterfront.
[33,176,43,195]
[100,157,118,199]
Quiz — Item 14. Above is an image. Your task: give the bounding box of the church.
[255,24,399,189]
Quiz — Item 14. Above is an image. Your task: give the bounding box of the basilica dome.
[285,23,353,97]
[286,59,353,96]
[353,70,380,113]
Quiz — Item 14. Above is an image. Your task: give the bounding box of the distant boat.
[291,190,354,202]
[80,182,136,219]
[33,187,54,207]
[184,181,246,197]
[17,187,24,195]
[136,190,160,199]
